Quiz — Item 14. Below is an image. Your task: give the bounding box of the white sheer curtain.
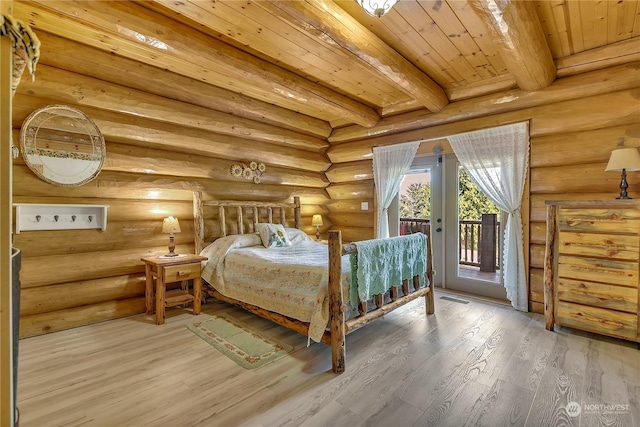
[373,141,420,239]
[448,122,529,311]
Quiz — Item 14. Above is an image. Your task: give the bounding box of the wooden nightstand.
[141,254,208,325]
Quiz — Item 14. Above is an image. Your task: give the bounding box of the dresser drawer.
[559,208,640,234]
[558,255,638,288]
[558,232,639,261]
[163,263,201,282]
[557,278,638,313]
[556,300,638,341]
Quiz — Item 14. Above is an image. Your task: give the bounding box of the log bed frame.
[193,192,435,373]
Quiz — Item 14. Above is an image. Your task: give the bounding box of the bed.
[193,192,434,373]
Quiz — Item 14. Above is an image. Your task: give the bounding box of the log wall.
[11,24,639,336]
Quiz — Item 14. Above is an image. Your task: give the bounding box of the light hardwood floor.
[17,290,639,427]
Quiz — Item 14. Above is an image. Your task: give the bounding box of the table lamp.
[162,216,181,256]
[605,148,640,199]
[312,214,323,241]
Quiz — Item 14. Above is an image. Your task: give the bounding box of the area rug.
[187,313,293,369]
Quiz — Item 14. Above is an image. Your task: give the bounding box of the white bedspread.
[200,232,351,342]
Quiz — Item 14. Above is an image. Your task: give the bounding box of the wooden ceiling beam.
[257,0,449,112]
[469,0,556,91]
[15,1,380,127]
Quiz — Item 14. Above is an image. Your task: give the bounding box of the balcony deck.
[458,265,501,283]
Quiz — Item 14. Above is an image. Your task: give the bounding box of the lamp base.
[617,169,631,199]
[315,226,320,241]
[166,235,178,257]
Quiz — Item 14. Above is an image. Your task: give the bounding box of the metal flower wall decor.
[230,161,266,184]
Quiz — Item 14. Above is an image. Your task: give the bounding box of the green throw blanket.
[349,233,428,307]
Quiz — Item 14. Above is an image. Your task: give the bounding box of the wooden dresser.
[543,200,639,344]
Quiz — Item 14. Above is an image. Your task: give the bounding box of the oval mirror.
[20,105,105,186]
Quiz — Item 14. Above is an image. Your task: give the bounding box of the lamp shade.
[355,0,399,17]
[605,148,640,172]
[311,214,323,227]
[162,216,181,234]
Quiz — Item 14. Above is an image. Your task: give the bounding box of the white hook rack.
[13,204,109,234]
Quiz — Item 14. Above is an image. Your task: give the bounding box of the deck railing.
[400,216,500,271]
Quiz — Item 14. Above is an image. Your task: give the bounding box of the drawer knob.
[177,270,190,276]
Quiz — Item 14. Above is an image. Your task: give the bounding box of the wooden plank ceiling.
[13,0,640,138]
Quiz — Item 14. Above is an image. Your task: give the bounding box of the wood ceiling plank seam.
[607,0,621,44]
[447,0,510,77]
[549,0,572,58]
[581,0,609,50]
[400,1,482,85]
[535,0,565,60]
[567,0,584,54]
[257,0,448,112]
[21,0,379,127]
[422,0,495,81]
[337,1,462,89]
[194,0,405,107]
[214,1,402,106]
[616,0,639,41]
[32,32,332,139]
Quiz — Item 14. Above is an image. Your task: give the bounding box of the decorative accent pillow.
[256,223,292,248]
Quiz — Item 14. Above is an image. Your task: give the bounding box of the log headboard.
[192,191,301,254]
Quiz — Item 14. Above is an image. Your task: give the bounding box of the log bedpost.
[328,229,345,374]
[193,191,204,255]
[543,205,558,331]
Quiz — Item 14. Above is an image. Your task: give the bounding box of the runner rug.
[187,313,293,369]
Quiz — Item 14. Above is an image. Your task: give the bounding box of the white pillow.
[256,223,292,248]
[285,228,314,245]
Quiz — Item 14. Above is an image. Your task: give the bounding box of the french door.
[440,154,507,300]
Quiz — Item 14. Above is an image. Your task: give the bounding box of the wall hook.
[54,215,59,222]
[35,215,41,222]
[71,215,76,222]
[88,215,93,223]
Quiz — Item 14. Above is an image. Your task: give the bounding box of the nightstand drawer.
[164,264,201,282]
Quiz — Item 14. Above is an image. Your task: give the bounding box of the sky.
[400,171,431,195]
